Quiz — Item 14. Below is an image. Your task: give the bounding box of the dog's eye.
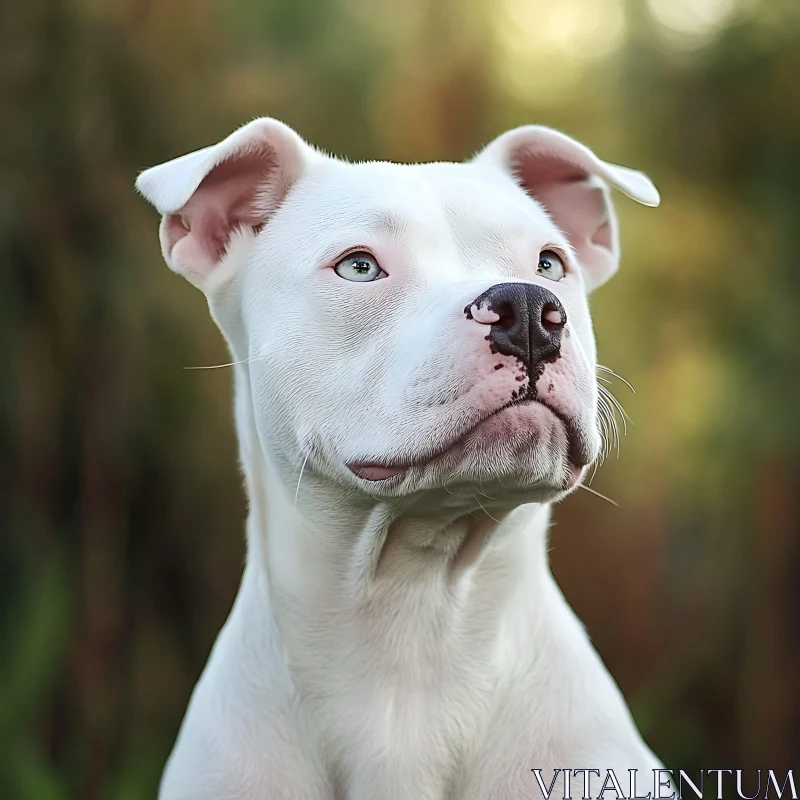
[334,252,386,282]
[537,250,565,282]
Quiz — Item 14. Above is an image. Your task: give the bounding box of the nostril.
[494,300,516,330]
[541,303,565,332]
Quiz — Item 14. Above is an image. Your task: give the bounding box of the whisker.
[588,458,600,485]
[495,473,510,490]
[599,384,626,440]
[595,419,607,465]
[592,374,633,476]
[183,357,254,370]
[600,393,619,448]
[476,478,497,501]
[597,392,619,456]
[474,494,501,524]
[608,391,634,427]
[599,385,630,436]
[597,364,636,394]
[578,484,620,507]
[294,452,310,515]
[594,411,608,466]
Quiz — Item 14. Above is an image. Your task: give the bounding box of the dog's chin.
[346,401,593,502]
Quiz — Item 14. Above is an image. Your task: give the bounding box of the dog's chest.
[311,644,498,799]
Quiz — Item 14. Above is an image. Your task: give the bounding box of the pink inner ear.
[165,149,278,279]
[514,153,618,287]
[517,154,587,187]
[592,219,612,250]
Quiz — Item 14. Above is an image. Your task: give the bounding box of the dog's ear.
[475,126,659,290]
[135,118,315,289]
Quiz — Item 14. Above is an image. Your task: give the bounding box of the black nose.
[467,282,566,370]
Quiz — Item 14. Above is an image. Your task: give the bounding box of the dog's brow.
[364,211,411,239]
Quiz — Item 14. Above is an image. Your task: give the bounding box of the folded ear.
[475,126,659,290]
[135,118,315,289]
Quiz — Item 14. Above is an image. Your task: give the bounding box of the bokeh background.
[2,0,799,796]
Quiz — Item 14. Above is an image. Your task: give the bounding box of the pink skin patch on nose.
[469,304,500,325]
[543,308,563,326]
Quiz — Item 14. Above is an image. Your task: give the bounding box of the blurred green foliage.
[1,0,799,796]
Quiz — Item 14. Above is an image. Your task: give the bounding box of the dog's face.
[137,120,658,509]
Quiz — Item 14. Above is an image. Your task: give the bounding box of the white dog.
[136,118,662,800]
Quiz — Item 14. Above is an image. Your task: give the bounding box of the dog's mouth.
[346,397,591,487]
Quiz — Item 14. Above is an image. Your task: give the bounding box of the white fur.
[136,119,662,799]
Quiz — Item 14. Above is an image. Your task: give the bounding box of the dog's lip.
[346,398,591,483]
[348,463,408,481]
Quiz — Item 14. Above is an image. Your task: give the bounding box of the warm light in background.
[493,0,626,101]
[647,0,756,45]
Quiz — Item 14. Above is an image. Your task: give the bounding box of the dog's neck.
[246,455,552,733]
[248,453,552,601]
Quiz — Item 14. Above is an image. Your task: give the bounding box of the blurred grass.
[1,0,799,796]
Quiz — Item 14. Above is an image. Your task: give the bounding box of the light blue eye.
[334,252,386,282]
[537,250,565,281]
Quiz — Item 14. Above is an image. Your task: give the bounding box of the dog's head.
[137,119,658,510]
